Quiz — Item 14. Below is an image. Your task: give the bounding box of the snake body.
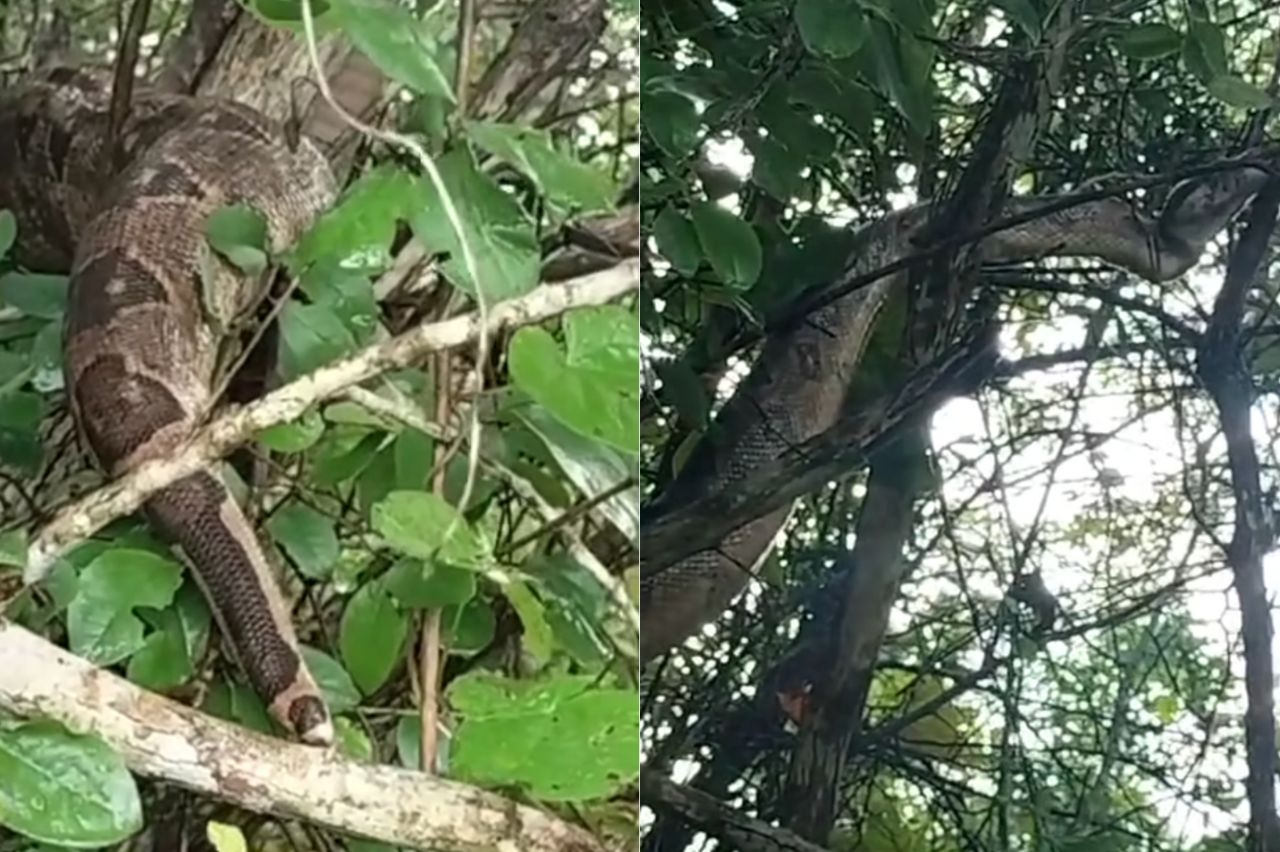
[641,159,1277,663]
[0,68,337,743]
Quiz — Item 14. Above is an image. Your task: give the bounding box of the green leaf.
[279,302,358,380]
[206,821,247,852]
[643,90,700,158]
[67,549,183,666]
[385,559,477,608]
[448,673,639,800]
[257,408,326,452]
[794,0,866,58]
[393,427,435,489]
[340,581,409,695]
[396,713,423,769]
[0,529,26,568]
[127,614,192,691]
[1207,75,1273,109]
[30,320,63,393]
[0,720,142,846]
[300,646,362,713]
[514,404,639,545]
[372,490,491,568]
[445,598,496,652]
[0,209,16,259]
[505,580,554,662]
[335,716,374,762]
[300,267,380,344]
[467,122,615,216]
[0,272,69,319]
[205,204,269,275]
[689,202,762,289]
[329,0,454,101]
[652,207,701,276]
[0,390,43,474]
[1182,21,1228,85]
[292,166,420,275]
[1118,23,1182,59]
[267,501,339,580]
[508,306,640,454]
[409,150,540,301]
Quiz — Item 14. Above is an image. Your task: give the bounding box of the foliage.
[641,0,1279,849]
[0,0,639,848]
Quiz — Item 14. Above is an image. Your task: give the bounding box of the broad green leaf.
[0,720,142,846]
[257,408,326,452]
[0,272,68,319]
[206,821,247,852]
[1182,21,1228,85]
[409,150,540,300]
[126,583,209,691]
[505,580,554,662]
[396,713,422,769]
[267,500,339,580]
[1118,23,1182,59]
[751,137,807,200]
[448,673,639,800]
[279,302,358,380]
[357,441,399,514]
[644,90,700,158]
[127,614,192,691]
[0,390,43,474]
[656,360,710,428]
[372,490,490,568]
[301,646,362,713]
[1207,75,1273,109]
[329,0,454,101]
[467,122,615,216]
[514,404,638,545]
[508,306,640,453]
[205,204,269,275]
[340,581,409,695]
[0,529,26,568]
[794,0,866,58]
[689,202,761,289]
[652,207,702,276]
[67,549,183,666]
[335,716,374,762]
[311,427,385,486]
[300,267,380,344]
[0,209,16,259]
[446,598,496,652]
[292,166,419,274]
[385,559,477,608]
[393,427,435,489]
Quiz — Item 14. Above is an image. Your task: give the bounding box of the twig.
[0,620,604,852]
[22,262,638,582]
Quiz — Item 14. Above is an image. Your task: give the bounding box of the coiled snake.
[0,68,338,744]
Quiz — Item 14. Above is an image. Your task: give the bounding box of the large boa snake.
[0,67,338,743]
[641,152,1279,663]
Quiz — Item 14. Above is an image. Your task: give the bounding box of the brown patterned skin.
[0,68,337,744]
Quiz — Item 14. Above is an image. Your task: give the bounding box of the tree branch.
[24,261,638,583]
[0,621,604,852]
[640,773,828,852]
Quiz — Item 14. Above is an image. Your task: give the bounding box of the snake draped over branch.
[0,67,339,744]
[640,150,1280,664]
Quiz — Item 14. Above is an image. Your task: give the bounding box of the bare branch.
[0,621,604,852]
[24,261,639,582]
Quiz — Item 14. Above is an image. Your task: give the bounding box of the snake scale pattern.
[0,67,337,743]
[641,155,1278,663]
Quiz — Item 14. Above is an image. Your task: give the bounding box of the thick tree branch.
[1196,178,1280,852]
[24,262,638,582]
[0,621,604,852]
[640,773,828,852]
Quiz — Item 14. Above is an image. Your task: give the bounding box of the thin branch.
[23,262,638,582]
